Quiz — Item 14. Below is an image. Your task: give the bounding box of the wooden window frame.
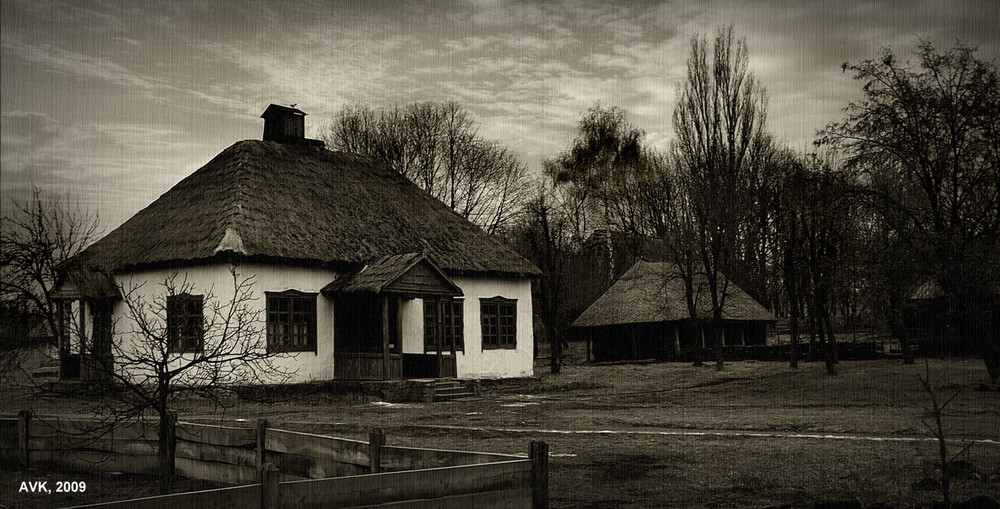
[266,291,318,353]
[167,293,204,354]
[480,297,516,350]
[424,298,464,353]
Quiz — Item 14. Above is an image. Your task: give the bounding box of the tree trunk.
[817,306,836,375]
[157,410,176,493]
[824,311,838,365]
[690,319,703,367]
[789,300,800,369]
[983,348,1000,383]
[549,327,561,374]
[714,313,725,371]
[807,305,817,362]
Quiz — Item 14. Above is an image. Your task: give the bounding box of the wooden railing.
[1,412,549,509]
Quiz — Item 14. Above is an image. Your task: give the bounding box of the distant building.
[53,105,539,383]
[572,261,775,362]
[903,278,1000,357]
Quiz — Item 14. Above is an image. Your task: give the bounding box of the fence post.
[256,419,268,467]
[17,410,31,468]
[369,427,385,474]
[530,440,549,509]
[259,462,279,509]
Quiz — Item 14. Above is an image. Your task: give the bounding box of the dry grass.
[3,345,999,508]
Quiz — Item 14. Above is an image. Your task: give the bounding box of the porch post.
[381,295,390,380]
[57,300,67,379]
[78,300,87,379]
[448,301,456,359]
[436,299,444,377]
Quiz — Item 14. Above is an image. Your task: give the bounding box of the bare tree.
[509,183,575,373]
[76,266,294,491]
[818,40,1000,379]
[1,188,100,341]
[916,362,976,507]
[775,155,863,374]
[672,25,772,370]
[631,149,706,364]
[325,102,530,234]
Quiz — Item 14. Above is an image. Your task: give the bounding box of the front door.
[424,298,460,378]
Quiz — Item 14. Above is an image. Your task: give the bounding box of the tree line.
[3,29,998,382]
[504,32,998,378]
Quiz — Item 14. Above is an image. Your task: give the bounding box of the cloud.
[4,0,999,230]
[1,110,208,228]
[1,33,172,92]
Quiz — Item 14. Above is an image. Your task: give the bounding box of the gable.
[321,253,462,297]
[383,261,461,296]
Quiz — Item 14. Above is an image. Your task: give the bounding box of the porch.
[324,253,465,381]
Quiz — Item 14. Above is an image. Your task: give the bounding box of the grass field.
[3,345,999,508]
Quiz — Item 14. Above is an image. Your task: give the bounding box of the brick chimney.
[260,104,324,146]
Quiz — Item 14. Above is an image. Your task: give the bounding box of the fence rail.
[1,411,548,509]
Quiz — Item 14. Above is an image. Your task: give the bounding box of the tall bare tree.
[818,41,1000,379]
[672,25,772,370]
[326,102,530,234]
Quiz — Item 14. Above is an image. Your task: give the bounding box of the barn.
[53,105,539,383]
[572,261,775,362]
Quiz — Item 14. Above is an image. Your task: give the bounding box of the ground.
[2,342,999,508]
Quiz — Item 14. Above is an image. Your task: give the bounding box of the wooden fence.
[0,411,548,508]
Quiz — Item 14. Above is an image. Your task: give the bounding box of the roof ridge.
[215,143,255,254]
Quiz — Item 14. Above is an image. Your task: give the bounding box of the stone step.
[32,366,60,379]
[434,391,477,402]
[434,386,471,396]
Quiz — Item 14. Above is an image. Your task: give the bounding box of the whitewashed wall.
[450,276,534,379]
[109,263,533,384]
[112,263,338,385]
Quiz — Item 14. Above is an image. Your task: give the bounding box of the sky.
[2,0,998,233]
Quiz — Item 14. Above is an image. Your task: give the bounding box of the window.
[266,291,317,352]
[480,297,516,349]
[424,298,463,352]
[167,294,204,353]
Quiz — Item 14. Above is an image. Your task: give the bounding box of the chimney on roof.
[261,104,306,142]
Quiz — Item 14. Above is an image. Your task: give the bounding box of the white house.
[53,105,539,383]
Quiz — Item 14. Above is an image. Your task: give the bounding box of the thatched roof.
[908,278,1000,300]
[572,261,775,327]
[74,141,539,277]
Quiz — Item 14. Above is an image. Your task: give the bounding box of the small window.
[424,298,464,352]
[480,297,516,350]
[267,291,317,352]
[167,294,204,354]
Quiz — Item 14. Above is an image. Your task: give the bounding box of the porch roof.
[51,266,120,300]
[322,252,462,297]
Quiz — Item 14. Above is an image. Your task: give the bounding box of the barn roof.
[72,140,539,278]
[572,261,775,327]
